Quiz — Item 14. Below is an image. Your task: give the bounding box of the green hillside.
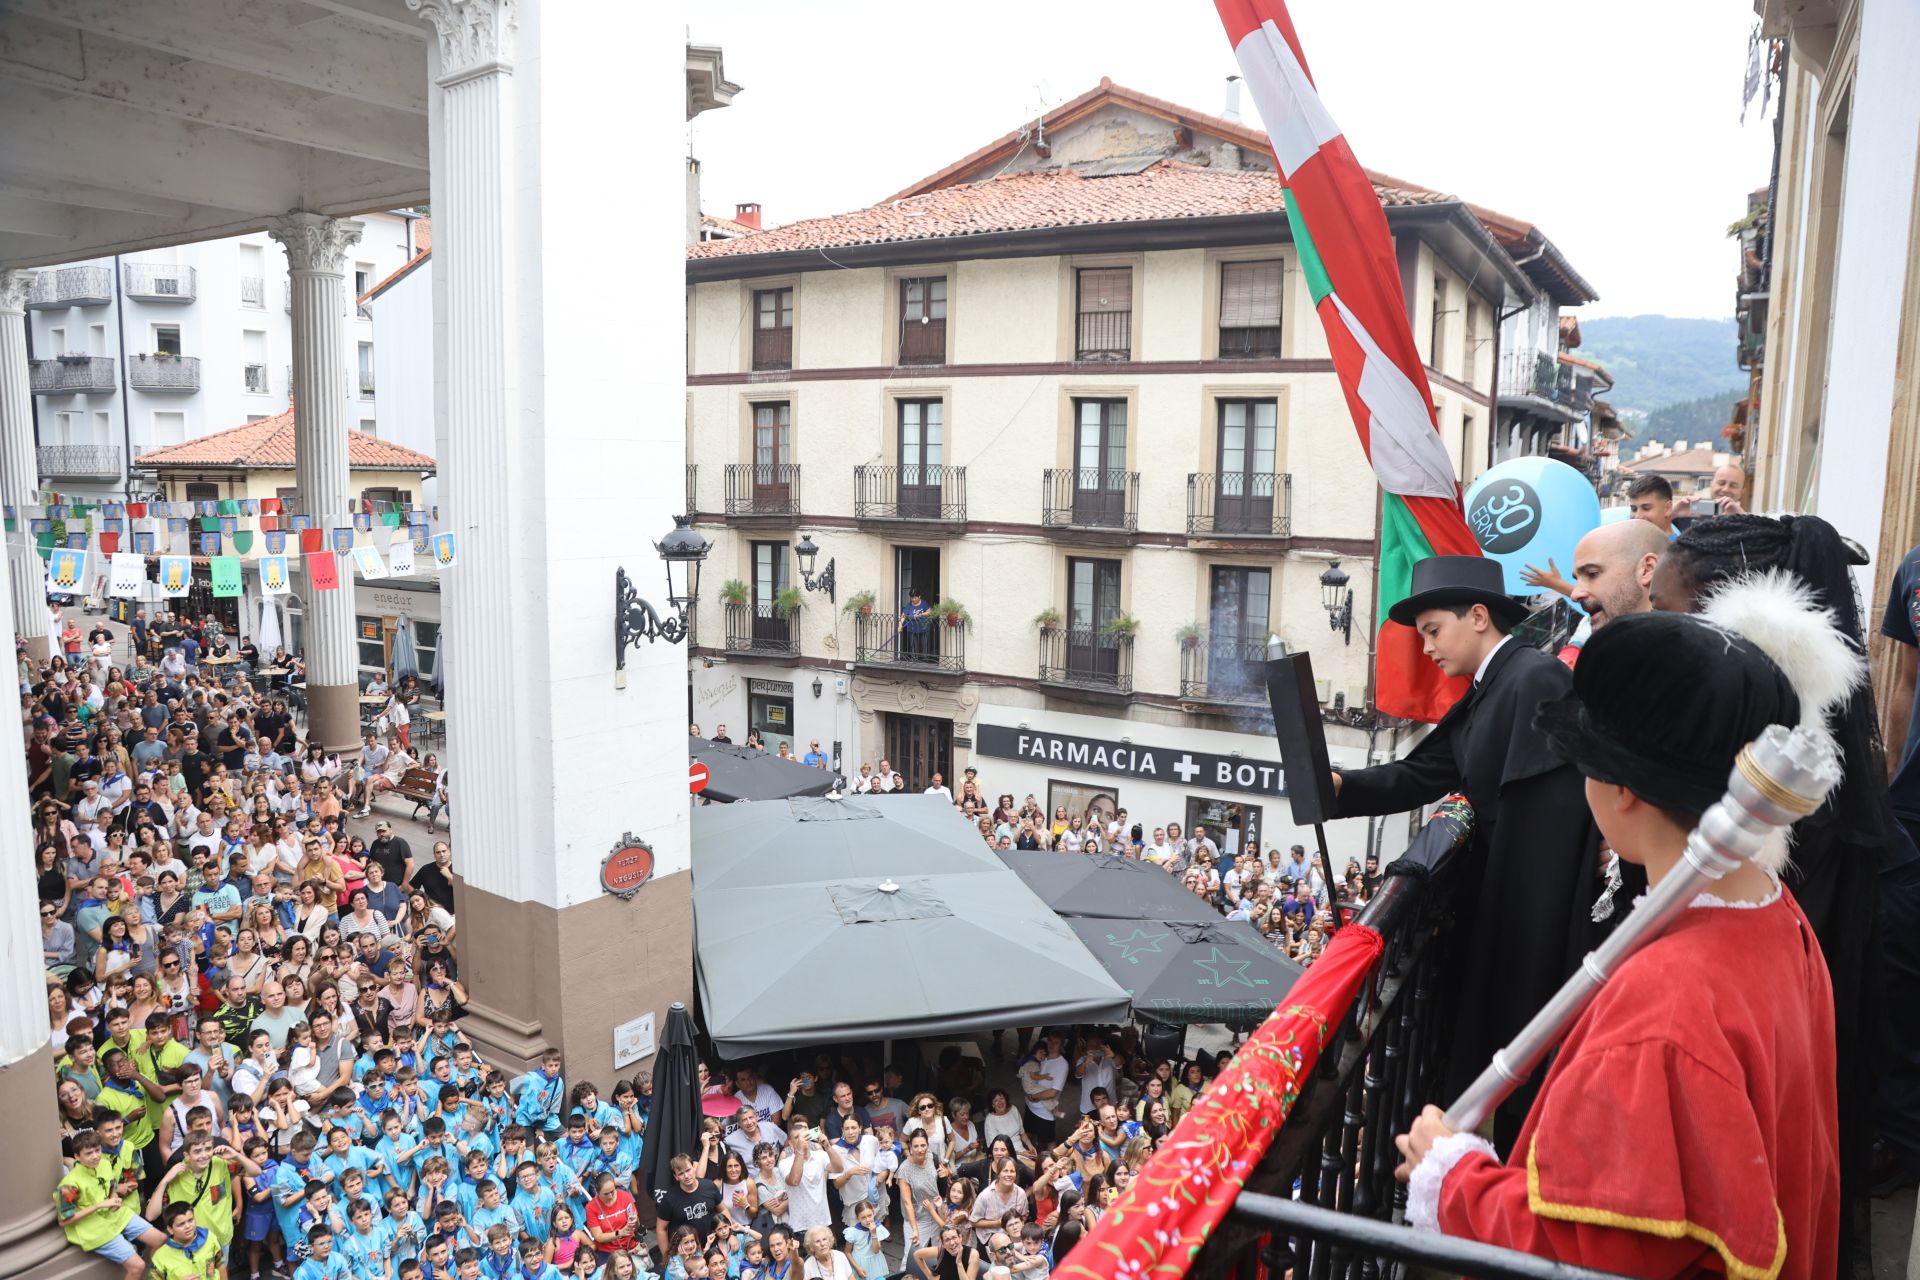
[1635,391,1741,448]
[1576,315,1745,413]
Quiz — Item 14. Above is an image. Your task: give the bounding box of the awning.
[1065,917,1304,1029]
[995,849,1221,922]
[692,795,1131,1056]
[691,735,838,804]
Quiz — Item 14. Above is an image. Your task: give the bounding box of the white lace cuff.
[1406,1131,1498,1232]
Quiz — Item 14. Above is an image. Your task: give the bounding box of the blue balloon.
[1460,457,1603,594]
[1600,505,1634,525]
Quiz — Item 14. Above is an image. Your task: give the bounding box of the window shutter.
[1220,261,1283,328]
[1078,268,1132,314]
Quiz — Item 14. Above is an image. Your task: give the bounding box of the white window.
[239,243,266,308]
[152,325,181,357]
[357,342,375,397]
[89,324,107,357]
[359,419,378,437]
[48,326,66,353]
[243,330,268,394]
[93,412,110,443]
[150,411,186,447]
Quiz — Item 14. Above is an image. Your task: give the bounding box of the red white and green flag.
[1217,0,1479,722]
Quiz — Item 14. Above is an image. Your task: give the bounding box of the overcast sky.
[689,0,1773,320]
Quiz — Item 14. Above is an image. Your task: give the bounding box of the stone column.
[269,214,364,755]
[0,270,51,662]
[410,0,694,1081]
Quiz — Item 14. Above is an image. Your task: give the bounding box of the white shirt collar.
[1472,634,1514,687]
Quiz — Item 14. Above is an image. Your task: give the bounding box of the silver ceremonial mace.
[1443,723,1843,1134]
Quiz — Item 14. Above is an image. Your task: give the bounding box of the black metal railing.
[854,464,967,522]
[38,445,124,478]
[854,611,965,673]
[752,326,792,371]
[1076,310,1131,361]
[28,266,113,308]
[1037,628,1133,693]
[1042,468,1139,531]
[685,464,698,516]
[1219,324,1283,359]
[1179,635,1269,703]
[722,464,802,517]
[128,354,200,392]
[1187,472,1292,536]
[122,263,196,301]
[723,603,799,657]
[29,357,116,395]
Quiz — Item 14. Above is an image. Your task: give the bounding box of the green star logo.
[1195,945,1264,989]
[1105,928,1168,964]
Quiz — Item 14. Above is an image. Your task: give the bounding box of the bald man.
[1567,519,1668,628]
[1675,463,1747,517]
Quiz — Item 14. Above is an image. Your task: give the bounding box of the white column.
[269,214,364,754]
[0,270,50,660]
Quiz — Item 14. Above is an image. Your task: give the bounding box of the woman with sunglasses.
[902,1094,950,1163]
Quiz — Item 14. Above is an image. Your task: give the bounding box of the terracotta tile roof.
[360,248,430,305]
[1622,445,1719,476]
[412,217,431,254]
[687,160,1448,260]
[135,405,435,471]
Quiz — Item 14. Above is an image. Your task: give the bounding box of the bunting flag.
[299,528,324,554]
[66,531,87,550]
[387,534,415,577]
[159,556,190,596]
[108,553,146,598]
[264,530,286,555]
[199,531,223,556]
[1216,0,1481,723]
[354,512,373,532]
[331,526,355,553]
[351,545,388,580]
[291,514,312,532]
[306,550,340,591]
[260,555,291,595]
[430,532,458,569]
[98,533,120,555]
[210,556,243,597]
[232,530,255,555]
[46,548,87,594]
[133,531,155,556]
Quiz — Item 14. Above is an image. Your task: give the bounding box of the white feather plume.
[1697,569,1865,727]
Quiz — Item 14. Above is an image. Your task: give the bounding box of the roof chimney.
[734,202,762,231]
[1222,75,1242,123]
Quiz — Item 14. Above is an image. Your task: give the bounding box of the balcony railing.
[854,611,966,674]
[1218,323,1283,360]
[1042,468,1139,532]
[244,363,269,395]
[29,357,116,395]
[28,266,113,309]
[723,602,799,658]
[722,463,802,518]
[122,263,196,302]
[752,326,792,371]
[357,301,374,321]
[239,275,265,307]
[359,372,376,398]
[128,354,200,392]
[1498,349,1594,413]
[1187,472,1292,537]
[38,445,124,479]
[1038,627,1133,694]
[853,464,966,523]
[685,464,698,516]
[1075,310,1131,361]
[1179,635,1269,703]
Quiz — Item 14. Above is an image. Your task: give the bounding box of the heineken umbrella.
[636,1002,702,1200]
[995,849,1221,923]
[1065,916,1304,1029]
[690,736,838,805]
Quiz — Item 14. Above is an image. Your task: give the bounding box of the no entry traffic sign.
[689,761,710,795]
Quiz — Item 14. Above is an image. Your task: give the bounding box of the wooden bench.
[391,766,440,822]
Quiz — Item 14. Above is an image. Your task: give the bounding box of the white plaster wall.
[366,257,439,510]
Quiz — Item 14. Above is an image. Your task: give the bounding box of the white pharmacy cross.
[1172,754,1201,783]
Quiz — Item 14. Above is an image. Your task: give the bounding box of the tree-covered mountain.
[1632,391,1741,449]
[1575,315,1745,414]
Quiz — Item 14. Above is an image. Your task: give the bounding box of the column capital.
[268,213,365,275]
[0,270,34,316]
[408,0,516,82]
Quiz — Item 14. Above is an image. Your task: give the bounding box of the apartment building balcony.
[723,603,799,658]
[1041,468,1139,542]
[1179,635,1268,704]
[30,356,116,395]
[853,464,966,526]
[128,354,200,392]
[359,372,376,398]
[722,463,802,521]
[239,275,265,307]
[27,266,113,309]
[1038,628,1133,696]
[1186,472,1292,538]
[245,364,270,395]
[122,264,196,302]
[38,444,124,480]
[853,611,966,678]
[1497,349,1578,422]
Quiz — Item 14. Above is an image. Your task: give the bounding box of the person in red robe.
[1393,597,1849,1280]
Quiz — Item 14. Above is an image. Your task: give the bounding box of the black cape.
[1336,639,1609,1148]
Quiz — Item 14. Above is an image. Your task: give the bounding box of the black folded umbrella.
[691,735,838,803]
[637,1002,702,1203]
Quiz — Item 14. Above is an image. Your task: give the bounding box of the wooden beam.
[0,17,429,170]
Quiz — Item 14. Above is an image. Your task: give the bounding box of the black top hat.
[1387,555,1527,628]
[1534,612,1798,815]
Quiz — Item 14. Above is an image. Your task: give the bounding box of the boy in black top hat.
[1330,555,1610,1150]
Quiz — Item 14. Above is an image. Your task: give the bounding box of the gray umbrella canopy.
[1065,917,1305,1029]
[995,849,1222,923]
[691,736,839,805]
[391,612,420,679]
[693,795,1130,1056]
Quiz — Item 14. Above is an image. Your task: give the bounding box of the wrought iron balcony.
[29,357,116,395]
[1042,468,1139,533]
[27,266,113,309]
[1037,627,1133,695]
[38,445,124,479]
[723,602,799,658]
[1179,635,1269,704]
[854,610,966,675]
[1075,310,1131,361]
[122,263,196,302]
[722,463,802,519]
[128,354,200,392]
[853,464,966,523]
[239,275,265,307]
[244,364,269,395]
[685,463,699,516]
[1187,472,1292,537]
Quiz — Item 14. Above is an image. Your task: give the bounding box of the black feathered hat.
[1386,555,1528,628]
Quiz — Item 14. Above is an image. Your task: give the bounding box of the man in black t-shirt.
[367,822,413,888]
[652,1153,723,1231]
[411,840,455,914]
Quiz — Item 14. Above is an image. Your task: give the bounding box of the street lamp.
[615,515,710,670]
[1319,560,1353,646]
[793,533,836,604]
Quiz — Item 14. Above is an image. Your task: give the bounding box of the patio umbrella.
[1065,917,1305,1030]
[690,736,838,805]
[391,612,420,678]
[637,1002,702,1200]
[429,625,444,697]
[257,597,282,652]
[995,849,1222,923]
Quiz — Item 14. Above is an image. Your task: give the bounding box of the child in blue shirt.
[384,1188,429,1267]
[293,1225,353,1280]
[508,1163,557,1249]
